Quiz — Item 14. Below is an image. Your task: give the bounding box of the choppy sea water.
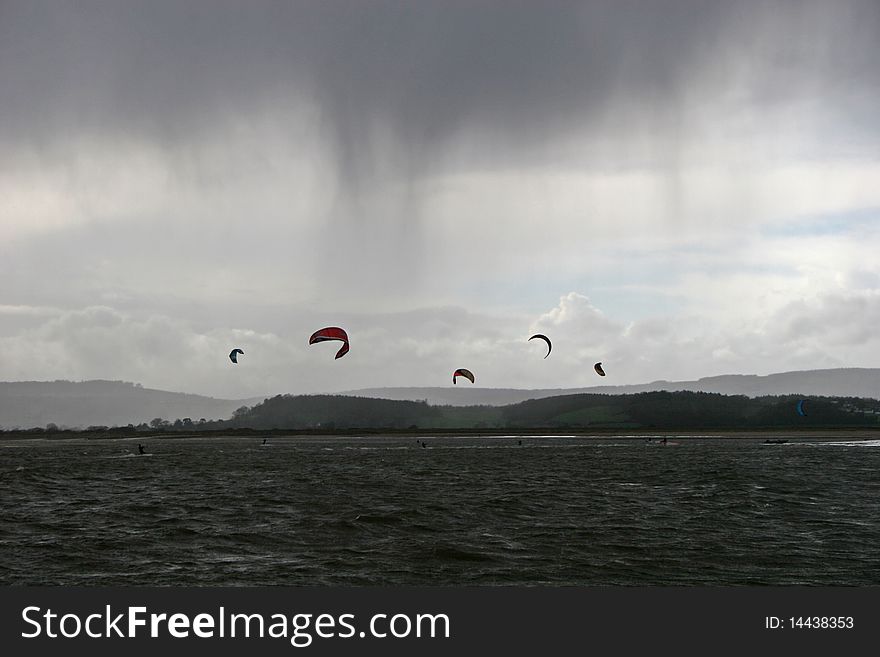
[2,435,879,586]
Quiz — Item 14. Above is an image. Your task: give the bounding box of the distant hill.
[216,390,880,431]
[4,368,879,430]
[343,368,880,406]
[0,380,265,429]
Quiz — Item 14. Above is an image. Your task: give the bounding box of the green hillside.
[7,390,879,437]
[208,391,880,431]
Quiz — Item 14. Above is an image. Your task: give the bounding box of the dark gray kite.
[528,334,552,359]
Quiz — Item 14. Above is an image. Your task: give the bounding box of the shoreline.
[3,427,880,441]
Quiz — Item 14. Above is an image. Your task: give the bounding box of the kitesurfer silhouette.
[138,443,146,455]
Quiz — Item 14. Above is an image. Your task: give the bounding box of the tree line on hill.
[218,391,880,430]
[3,391,880,436]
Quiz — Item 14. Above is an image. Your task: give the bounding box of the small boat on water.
[763,439,789,445]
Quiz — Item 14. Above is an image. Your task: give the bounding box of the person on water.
[262,438,267,445]
[138,443,146,455]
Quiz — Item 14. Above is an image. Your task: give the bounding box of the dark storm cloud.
[3,0,878,176]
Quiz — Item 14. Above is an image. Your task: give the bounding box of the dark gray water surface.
[2,435,879,585]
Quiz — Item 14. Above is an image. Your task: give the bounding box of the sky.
[2,0,880,399]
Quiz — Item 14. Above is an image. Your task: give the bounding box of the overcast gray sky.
[2,0,879,398]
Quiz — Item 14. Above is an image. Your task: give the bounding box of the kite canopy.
[453,368,475,385]
[309,327,350,359]
[229,348,244,364]
[594,362,606,376]
[796,399,807,417]
[528,334,552,359]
